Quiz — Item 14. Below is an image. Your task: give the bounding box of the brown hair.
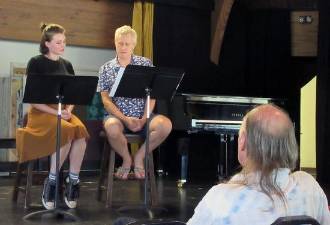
[39,23,65,54]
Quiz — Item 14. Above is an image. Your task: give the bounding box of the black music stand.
[22,74,98,222]
[112,65,184,218]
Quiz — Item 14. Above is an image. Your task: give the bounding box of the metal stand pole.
[117,88,166,218]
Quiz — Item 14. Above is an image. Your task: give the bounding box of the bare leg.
[68,138,86,174]
[134,115,172,177]
[50,141,72,174]
[104,117,132,179]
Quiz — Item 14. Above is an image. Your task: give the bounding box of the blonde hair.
[114,25,137,45]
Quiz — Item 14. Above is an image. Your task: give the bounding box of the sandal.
[115,167,131,180]
[134,167,145,179]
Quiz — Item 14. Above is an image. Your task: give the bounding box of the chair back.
[271,215,320,225]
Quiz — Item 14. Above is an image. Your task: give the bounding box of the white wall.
[0,39,116,77]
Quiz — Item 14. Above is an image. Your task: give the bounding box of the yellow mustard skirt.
[16,106,89,163]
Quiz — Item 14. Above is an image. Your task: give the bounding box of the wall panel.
[0,0,132,49]
[291,11,318,57]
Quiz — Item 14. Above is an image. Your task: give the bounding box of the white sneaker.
[41,178,55,210]
[64,177,80,209]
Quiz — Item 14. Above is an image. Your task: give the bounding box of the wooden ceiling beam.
[210,0,235,65]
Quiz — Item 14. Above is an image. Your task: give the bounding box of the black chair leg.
[106,148,115,208]
[97,139,110,201]
[24,161,33,209]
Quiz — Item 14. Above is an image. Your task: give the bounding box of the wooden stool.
[97,131,158,208]
[0,138,34,209]
[12,160,36,208]
[12,157,64,209]
[11,114,42,209]
[11,114,55,209]
[0,139,34,208]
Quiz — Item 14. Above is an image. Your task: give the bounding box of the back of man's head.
[245,104,298,172]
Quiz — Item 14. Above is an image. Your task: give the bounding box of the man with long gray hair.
[187,104,330,225]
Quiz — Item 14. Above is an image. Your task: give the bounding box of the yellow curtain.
[132,0,154,61]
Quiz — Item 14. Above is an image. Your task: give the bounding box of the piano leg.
[217,134,227,182]
[228,134,238,176]
[217,133,239,182]
[177,137,190,188]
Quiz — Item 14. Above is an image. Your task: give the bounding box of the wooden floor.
[0,175,211,225]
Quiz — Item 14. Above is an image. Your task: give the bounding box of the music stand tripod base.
[23,208,79,222]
